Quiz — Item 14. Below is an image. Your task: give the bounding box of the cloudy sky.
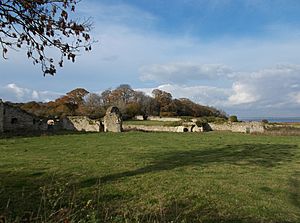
[1,0,300,117]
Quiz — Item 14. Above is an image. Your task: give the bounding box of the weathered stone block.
[62,116,101,132]
[103,106,122,132]
[208,122,265,133]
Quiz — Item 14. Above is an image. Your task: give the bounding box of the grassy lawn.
[0,132,300,222]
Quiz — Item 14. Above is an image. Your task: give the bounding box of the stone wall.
[2,102,43,132]
[103,106,122,132]
[123,121,263,133]
[62,116,101,132]
[208,122,265,133]
[146,116,182,122]
[123,124,203,132]
[134,115,144,120]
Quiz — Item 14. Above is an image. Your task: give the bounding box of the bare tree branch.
[0,0,94,75]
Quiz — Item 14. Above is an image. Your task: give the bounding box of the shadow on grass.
[289,171,300,209]
[95,197,294,223]
[0,174,287,223]
[0,143,299,222]
[117,198,252,223]
[0,171,129,222]
[82,143,298,185]
[0,130,96,139]
[0,171,66,216]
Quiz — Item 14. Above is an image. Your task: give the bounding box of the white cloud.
[290,92,300,104]
[137,84,231,107]
[233,64,300,108]
[2,1,300,117]
[138,63,300,116]
[32,90,39,100]
[0,83,62,102]
[139,63,233,83]
[228,82,259,105]
[4,83,30,100]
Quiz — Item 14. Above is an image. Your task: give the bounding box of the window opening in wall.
[11,118,18,124]
[183,127,189,132]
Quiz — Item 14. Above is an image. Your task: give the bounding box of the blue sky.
[1,0,300,117]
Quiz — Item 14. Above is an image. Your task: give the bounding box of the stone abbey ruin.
[0,100,120,134]
[0,99,46,133]
[0,99,266,135]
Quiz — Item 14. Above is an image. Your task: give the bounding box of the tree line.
[19,84,227,120]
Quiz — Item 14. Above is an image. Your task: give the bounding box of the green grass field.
[0,132,300,222]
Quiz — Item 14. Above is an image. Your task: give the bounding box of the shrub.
[164,120,183,127]
[181,116,192,122]
[195,120,207,127]
[214,117,227,124]
[160,112,178,117]
[229,115,238,122]
[197,116,227,123]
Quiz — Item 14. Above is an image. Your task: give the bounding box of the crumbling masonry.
[103,106,123,132]
[0,99,45,133]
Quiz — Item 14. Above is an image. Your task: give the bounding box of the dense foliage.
[229,115,238,122]
[19,85,227,119]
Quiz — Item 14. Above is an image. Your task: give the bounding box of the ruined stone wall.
[62,116,101,132]
[208,122,265,133]
[123,124,203,133]
[104,116,122,132]
[134,115,144,120]
[123,124,178,132]
[2,104,41,132]
[0,100,4,133]
[103,106,122,132]
[124,122,263,133]
[147,116,182,122]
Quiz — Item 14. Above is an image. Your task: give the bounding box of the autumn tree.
[152,89,172,116]
[100,89,112,106]
[98,85,156,119]
[84,93,106,118]
[66,88,89,104]
[54,88,89,115]
[132,91,159,117]
[20,101,47,116]
[0,0,93,75]
[100,85,137,119]
[19,86,228,119]
[114,84,135,104]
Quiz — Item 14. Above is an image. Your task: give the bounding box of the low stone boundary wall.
[123,124,203,132]
[208,122,265,133]
[146,116,182,122]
